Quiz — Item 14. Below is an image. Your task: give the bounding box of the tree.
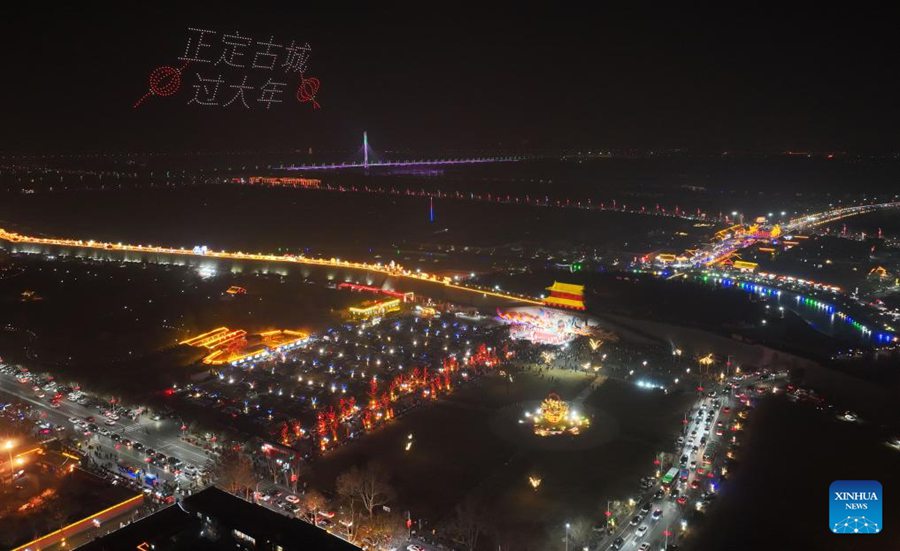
[359,512,406,549]
[336,468,359,529]
[488,524,540,551]
[565,517,593,549]
[302,488,327,522]
[336,462,394,519]
[49,495,73,538]
[444,495,487,551]
[263,452,279,484]
[286,453,307,493]
[209,447,257,500]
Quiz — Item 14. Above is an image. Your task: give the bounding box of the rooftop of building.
[80,486,361,551]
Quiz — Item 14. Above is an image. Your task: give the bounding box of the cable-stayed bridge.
[283,132,519,171]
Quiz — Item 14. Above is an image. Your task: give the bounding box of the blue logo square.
[830,480,882,534]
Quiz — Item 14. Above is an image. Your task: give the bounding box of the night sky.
[2,5,899,153]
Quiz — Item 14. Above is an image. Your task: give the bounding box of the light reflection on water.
[693,274,895,346]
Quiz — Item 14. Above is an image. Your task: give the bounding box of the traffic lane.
[628,393,722,548]
[0,382,205,491]
[88,435,177,483]
[0,378,143,453]
[646,499,679,544]
[610,482,682,548]
[663,393,739,543]
[1,374,211,466]
[89,426,212,488]
[631,382,749,548]
[157,437,211,466]
[96,414,212,466]
[608,446,695,542]
[0,376,84,423]
[119,422,210,466]
[121,416,212,465]
[643,477,692,547]
[0,375,137,436]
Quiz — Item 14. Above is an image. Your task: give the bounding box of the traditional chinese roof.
[545,281,584,295]
[544,281,586,310]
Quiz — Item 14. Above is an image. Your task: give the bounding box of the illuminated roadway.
[0,227,544,306]
[598,390,730,550]
[690,200,900,267]
[599,374,790,550]
[0,373,211,480]
[5,202,895,307]
[784,200,900,231]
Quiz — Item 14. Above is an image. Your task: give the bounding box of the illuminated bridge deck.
[282,156,520,171]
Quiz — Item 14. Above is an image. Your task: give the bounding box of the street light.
[4,440,15,484]
[565,522,570,551]
[606,500,612,530]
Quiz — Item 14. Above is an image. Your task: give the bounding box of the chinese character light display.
[134,27,320,110]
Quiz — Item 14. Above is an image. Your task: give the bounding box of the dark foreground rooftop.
[80,486,361,551]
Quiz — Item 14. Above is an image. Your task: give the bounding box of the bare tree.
[287,453,307,493]
[359,512,407,548]
[566,517,593,549]
[49,495,72,537]
[302,488,327,522]
[336,462,394,519]
[445,495,487,551]
[336,469,359,528]
[209,447,257,500]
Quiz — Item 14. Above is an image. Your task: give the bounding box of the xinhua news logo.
[830,480,882,534]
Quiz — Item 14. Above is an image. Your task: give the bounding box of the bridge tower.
[363,131,369,169]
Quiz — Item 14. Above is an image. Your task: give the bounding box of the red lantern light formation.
[466,343,500,368]
[296,76,321,109]
[133,61,190,108]
[276,347,508,453]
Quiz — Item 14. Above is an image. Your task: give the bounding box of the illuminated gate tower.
[543,281,586,311]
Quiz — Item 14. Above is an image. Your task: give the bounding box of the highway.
[598,371,786,551]
[596,377,747,550]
